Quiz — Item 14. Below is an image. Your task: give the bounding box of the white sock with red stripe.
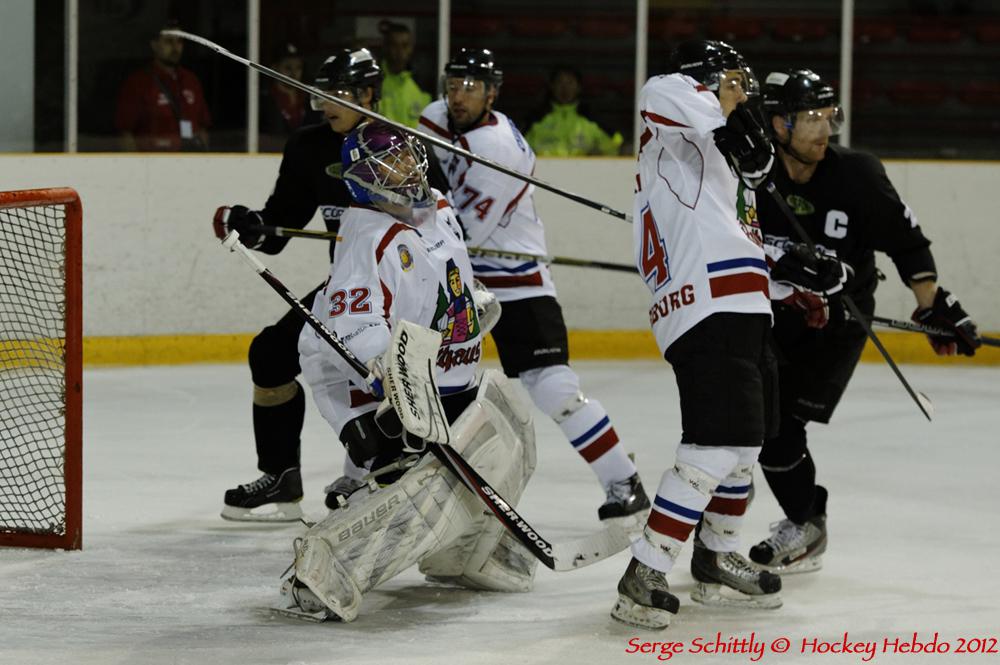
[632,443,741,572]
[699,447,759,553]
[519,365,635,487]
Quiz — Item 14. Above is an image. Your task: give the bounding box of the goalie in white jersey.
[612,40,787,630]
[298,120,489,479]
[285,120,539,621]
[418,49,649,524]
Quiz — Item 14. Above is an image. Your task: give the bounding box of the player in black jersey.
[749,69,981,572]
[213,49,383,521]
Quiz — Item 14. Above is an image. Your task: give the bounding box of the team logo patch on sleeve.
[398,244,414,271]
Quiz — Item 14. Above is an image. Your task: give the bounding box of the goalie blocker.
[277,370,538,622]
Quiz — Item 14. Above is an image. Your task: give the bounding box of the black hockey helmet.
[444,48,503,87]
[667,40,755,94]
[312,48,383,108]
[762,69,842,134]
[762,69,837,117]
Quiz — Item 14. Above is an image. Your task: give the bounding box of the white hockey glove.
[472,279,502,334]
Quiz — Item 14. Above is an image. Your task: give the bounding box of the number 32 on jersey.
[639,205,670,289]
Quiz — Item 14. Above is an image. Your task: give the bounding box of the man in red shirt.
[115,23,211,151]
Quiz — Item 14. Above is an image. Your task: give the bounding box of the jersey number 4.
[640,206,670,289]
[329,288,372,317]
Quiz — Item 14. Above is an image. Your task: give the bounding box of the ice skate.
[690,536,782,609]
[273,575,340,623]
[598,472,651,531]
[323,475,366,511]
[749,514,827,574]
[221,467,303,522]
[611,557,680,630]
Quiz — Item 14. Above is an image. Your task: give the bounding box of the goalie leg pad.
[419,370,538,592]
[288,371,536,618]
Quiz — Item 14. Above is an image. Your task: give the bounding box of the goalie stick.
[165,29,631,224]
[765,182,934,421]
[220,232,631,571]
[253,223,638,275]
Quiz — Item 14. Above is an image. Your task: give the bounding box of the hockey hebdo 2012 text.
[624,631,998,661]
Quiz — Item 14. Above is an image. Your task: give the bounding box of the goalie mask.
[342,121,433,214]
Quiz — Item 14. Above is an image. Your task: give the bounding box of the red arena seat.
[854,19,897,44]
[650,15,699,41]
[450,15,507,39]
[708,16,763,42]
[888,80,951,105]
[576,16,632,39]
[509,17,571,38]
[907,22,962,43]
[772,17,831,42]
[958,81,1000,106]
[975,22,1000,43]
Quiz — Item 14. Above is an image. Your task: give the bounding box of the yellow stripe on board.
[78,330,1000,367]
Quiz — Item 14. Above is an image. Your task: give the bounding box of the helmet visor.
[793,105,845,137]
[310,87,358,112]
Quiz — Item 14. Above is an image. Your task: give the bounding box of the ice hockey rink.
[1,359,997,665]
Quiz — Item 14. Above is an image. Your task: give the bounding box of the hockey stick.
[221,232,630,571]
[164,29,632,224]
[862,314,1000,348]
[764,182,934,420]
[254,223,637,274]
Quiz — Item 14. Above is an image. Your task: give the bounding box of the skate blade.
[610,594,674,630]
[270,604,340,623]
[764,555,823,576]
[690,582,782,610]
[221,501,304,523]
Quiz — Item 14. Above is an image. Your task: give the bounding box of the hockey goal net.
[0,188,82,549]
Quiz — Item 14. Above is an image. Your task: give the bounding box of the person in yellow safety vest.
[525,67,624,156]
[379,21,432,128]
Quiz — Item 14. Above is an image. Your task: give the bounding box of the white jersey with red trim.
[634,73,772,354]
[298,192,483,435]
[418,99,556,302]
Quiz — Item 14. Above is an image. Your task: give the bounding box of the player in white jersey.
[298,120,487,479]
[417,49,649,524]
[612,40,785,630]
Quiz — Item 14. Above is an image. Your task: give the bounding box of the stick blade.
[551,524,634,572]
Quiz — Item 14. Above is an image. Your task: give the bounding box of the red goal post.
[0,187,82,549]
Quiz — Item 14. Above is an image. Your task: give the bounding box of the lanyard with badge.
[151,66,202,149]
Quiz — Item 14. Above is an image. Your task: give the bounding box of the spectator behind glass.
[525,67,623,156]
[378,21,431,127]
[115,21,211,151]
[259,43,320,152]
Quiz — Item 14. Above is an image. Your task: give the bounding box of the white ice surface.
[1,361,998,665]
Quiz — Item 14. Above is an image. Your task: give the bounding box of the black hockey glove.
[713,103,775,189]
[770,243,852,295]
[912,287,981,356]
[213,205,265,249]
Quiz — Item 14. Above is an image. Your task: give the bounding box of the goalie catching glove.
[713,103,775,189]
[912,287,981,356]
[213,205,265,249]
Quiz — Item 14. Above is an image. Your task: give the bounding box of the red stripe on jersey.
[579,428,620,463]
[374,223,411,264]
[647,509,698,541]
[641,110,690,128]
[349,389,378,408]
[709,272,769,298]
[502,181,530,219]
[419,116,451,139]
[477,272,544,289]
[705,496,748,516]
[437,198,450,210]
[639,127,653,151]
[379,279,393,321]
[695,84,710,93]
